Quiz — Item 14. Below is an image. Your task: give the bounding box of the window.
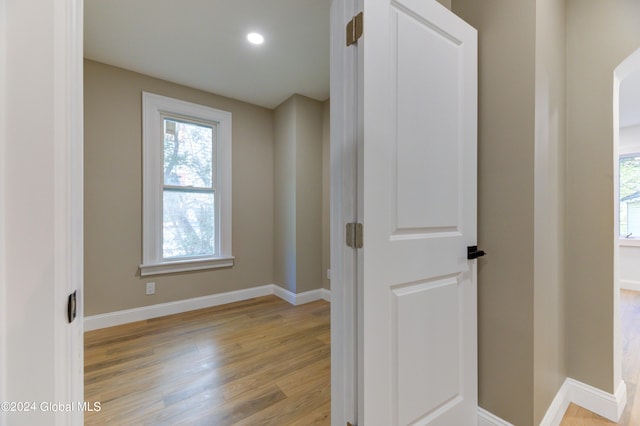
[620,154,640,239]
[140,92,233,276]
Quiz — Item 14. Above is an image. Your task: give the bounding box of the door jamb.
[330,0,359,424]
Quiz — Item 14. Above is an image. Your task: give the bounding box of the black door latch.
[467,246,486,260]
[67,290,77,323]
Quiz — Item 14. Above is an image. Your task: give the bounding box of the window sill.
[139,256,235,276]
[619,238,640,248]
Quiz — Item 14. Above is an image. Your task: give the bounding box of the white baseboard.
[84,284,331,331]
[272,285,331,305]
[478,407,514,426]
[540,378,626,425]
[621,279,640,292]
[478,377,626,426]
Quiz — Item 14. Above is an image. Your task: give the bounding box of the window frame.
[140,92,233,276]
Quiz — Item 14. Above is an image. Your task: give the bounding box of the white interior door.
[357,0,478,424]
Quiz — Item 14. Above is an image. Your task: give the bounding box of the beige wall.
[566,0,640,392]
[274,96,297,292]
[453,0,640,423]
[273,94,325,294]
[452,1,536,423]
[295,96,324,293]
[84,60,274,315]
[533,0,567,422]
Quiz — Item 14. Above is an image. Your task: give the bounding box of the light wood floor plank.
[288,400,331,426]
[85,295,330,425]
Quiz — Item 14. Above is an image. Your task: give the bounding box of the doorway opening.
[82,0,332,423]
[614,46,640,423]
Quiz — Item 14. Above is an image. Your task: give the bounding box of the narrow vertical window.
[141,93,233,275]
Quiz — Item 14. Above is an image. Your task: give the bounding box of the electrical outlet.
[146,282,155,295]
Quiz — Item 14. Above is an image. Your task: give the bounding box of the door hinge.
[346,222,363,249]
[346,12,363,46]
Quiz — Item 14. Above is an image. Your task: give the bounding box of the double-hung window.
[140,93,233,276]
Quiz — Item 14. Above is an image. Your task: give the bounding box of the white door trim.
[0,0,7,417]
[56,2,85,422]
[1,0,84,424]
[330,0,359,423]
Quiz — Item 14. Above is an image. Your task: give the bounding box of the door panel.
[359,0,477,424]
[395,7,460,231]
[393,275,461,425]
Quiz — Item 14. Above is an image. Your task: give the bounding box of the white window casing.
[140,92,233,276]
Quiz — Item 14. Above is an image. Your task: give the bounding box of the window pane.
[620,155,640,237]
[164,118,214,188]
[163,190,215,258]
[629,203,640,237]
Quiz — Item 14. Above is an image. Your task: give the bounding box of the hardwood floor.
[561,290,640,425]
[87,290,640,424]
[84,296,330,425]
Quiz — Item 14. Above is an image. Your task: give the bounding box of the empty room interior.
[82,0,332,423]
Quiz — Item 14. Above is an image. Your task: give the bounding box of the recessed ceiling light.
[247,32,264,45]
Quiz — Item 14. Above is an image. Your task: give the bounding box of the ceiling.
[620,72,640,128]
[85,1,640,126]
[84,0,331,109]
